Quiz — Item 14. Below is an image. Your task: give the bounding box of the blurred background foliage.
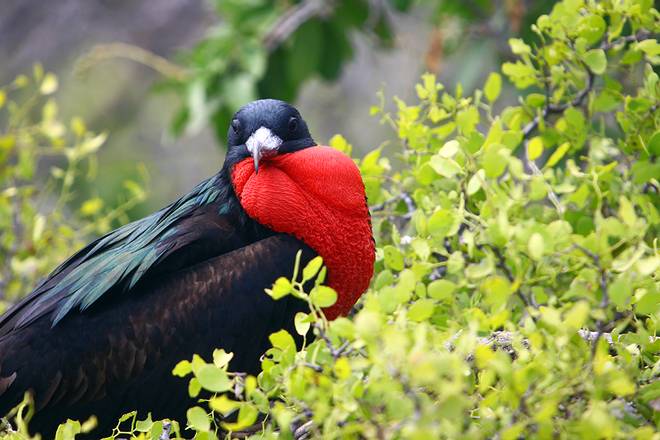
[165,0,559,144]
[1,0,558,218]
[0,67,147,309]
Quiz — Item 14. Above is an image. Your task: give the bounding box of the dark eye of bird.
[288,116,298,132]
[231,119,241,134]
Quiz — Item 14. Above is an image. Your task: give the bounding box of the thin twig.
[315,323,350,360]
[263,0,335,52]
[466,330,658,353]
[370,192,416,215]
[600,30,651,51]
[521,68,594,215]
[293,420,314,440]
[572,244,611,357]
[74,43,189,80]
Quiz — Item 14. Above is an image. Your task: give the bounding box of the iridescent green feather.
[17,174,224,327]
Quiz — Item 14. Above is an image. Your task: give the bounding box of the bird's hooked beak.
[246,127,283,174]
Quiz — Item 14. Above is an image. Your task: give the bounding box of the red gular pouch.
[231,146,375,319]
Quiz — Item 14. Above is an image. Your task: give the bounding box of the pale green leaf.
[187,406,210,432]
[310,286,337,308]
[484,72,502,102]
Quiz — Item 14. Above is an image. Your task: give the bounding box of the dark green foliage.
[170,0,559,145]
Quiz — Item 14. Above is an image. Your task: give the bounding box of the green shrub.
[0,66,147,313]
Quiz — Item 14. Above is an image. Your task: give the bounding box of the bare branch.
[600,29,652,51]
[445,330,659,355]
[75,43,189,81]
[263,0,335,52]
[370,192,415,216]
[571,244,612,357]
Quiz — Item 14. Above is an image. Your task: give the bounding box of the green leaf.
[302,256,323,281]
[528,233,544,261]
[563,301,590,330]
[427,279,456,301]
[212,349,234,369]
[187,406,210,432]
[467,169,486,195]
[636,289,660,315]
[329,134,353,154]
[429,154,462,178]
[544,142,570,168]
[374,270,394,289]
[334,357,351,379]
[294,311,311,336]
[135,414,153,432]
[428,209,456,238]
[172,360,192,377]
[383,245,404,271]
[583,49,607,74]
[438,140,460,158]
[618,196,637,227]
[609,276,632,308]
[222,404,259,432]
[310,286,338,308]
[481,275,512,309]
[408,299,435,321]
[484,72,502,102]
[269,329,296,351]
[636,257,660,277]
[647,131,660,156]
[502,61,537,88]
[210,395,241,417]
[411,238,430,260]
[636,39,660,57]
[196,365,231,393]
[456,106,479,135]
[55,420,81,440]
[579,15,606,45]
[527,137,544,161]
[509,38,531,55]
[188,378,201,398]
[222,74,257,112]
[266,277,292,300]
[482,148,509,178]
[465,259,494,279]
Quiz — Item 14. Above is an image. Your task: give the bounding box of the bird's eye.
[231,119,241,133]
[288,117,298,132]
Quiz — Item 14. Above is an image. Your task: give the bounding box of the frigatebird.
[0,99,375,437]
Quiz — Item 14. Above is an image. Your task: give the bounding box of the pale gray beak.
[246,127,283,174]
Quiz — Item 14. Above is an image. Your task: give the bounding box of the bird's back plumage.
[0,174,231,333]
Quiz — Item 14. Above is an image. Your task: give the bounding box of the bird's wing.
[0,234,315,437]
[0,174,236,333]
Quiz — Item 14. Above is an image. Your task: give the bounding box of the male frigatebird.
[0,99,375,437]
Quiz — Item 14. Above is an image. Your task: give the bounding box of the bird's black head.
[224,99,316,172]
